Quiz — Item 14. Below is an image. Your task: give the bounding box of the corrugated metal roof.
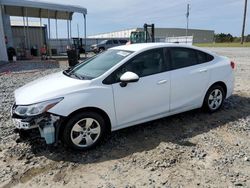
[0,0,87,20]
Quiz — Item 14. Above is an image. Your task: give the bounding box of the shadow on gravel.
[0,61,60,74]
[20,94,250,164]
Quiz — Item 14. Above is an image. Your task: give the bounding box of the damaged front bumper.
[12,112,61,145]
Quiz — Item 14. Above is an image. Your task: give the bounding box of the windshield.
[67,50,133,79]
[99,40,108,45]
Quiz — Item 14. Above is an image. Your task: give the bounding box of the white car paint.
[112,70,171,128]
[14,43,234,132]
[170,61,210,112]
[15,71,91,105]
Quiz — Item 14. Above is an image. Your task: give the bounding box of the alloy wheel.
[208,89,223,110]
[70,118,101,147]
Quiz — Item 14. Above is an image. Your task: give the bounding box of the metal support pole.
[39,8,43,55]
[186,4,190,44]
[152,24,155,42]
[1,5,5,28]
[26,8,30,51]
[67,16,70,46]
[144,24,148,42]
[22,7,27,49]
[84,14,87,58]
[0,5,8,61]
[70,20,72,39]
[48,9,51,58]
[55,11,58,39]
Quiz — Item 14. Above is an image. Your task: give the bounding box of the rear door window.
[119,40,128,44]
[169,47,198,70]
[169,47,214,70]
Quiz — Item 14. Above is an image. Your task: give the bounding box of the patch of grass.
[194,42,250,47]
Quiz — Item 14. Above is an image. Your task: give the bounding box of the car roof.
[111,43,215,55]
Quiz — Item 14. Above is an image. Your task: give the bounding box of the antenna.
[186,4,190,43]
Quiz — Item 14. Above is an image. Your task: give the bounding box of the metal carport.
[0,0,87,62]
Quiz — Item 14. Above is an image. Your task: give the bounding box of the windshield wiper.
[63,70,85,80]
[63,70,70,76]
[72,73,85,80]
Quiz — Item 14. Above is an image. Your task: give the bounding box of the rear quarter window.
[197,50,214,63]
[206,53,214,62]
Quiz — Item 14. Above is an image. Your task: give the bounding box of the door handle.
[199,69,208,73]
[157,80,168,85]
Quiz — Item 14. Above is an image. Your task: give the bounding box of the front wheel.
[62,112,106,150]
[203,85,225,112]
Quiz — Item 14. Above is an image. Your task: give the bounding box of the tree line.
[214,33,250,43]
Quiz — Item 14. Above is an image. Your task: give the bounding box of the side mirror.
[120,71,139,87]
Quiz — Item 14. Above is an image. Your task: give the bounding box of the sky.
[12,0,250,38]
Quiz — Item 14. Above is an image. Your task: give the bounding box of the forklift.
[130,23,155,44]
[72,38,86,54]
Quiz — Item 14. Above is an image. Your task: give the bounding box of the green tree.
[245,34,250,42]
[215,33,234,43]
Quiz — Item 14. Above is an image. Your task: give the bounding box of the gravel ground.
[0,48,250,188]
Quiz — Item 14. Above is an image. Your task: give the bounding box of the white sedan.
[12,43,235,150]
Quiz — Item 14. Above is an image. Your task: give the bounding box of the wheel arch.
[99,47,105,51]
[58,107,112,141]
[208,81,227,97]
[203,81,227,106]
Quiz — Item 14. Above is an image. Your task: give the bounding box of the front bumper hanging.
[12,112,60,145]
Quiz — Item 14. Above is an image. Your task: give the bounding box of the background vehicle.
[12,43,234,150]
[91,39,128,53]
[130,23,155,44]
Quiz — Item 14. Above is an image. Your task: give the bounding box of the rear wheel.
[62,112,106,150]
[203,85,225,112]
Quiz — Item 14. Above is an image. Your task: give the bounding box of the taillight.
[230,61,235,69]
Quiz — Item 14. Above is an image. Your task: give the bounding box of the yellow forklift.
[72,38,86,54]
[130,23,155,44]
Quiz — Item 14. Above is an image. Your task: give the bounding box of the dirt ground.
[0,48,250,188]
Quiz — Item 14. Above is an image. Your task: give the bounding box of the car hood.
[15,71,91,105]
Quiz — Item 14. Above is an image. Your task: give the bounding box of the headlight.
[14,98,63,117]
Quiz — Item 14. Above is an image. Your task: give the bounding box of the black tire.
[203,85,226,113]
[62,112,106,150]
